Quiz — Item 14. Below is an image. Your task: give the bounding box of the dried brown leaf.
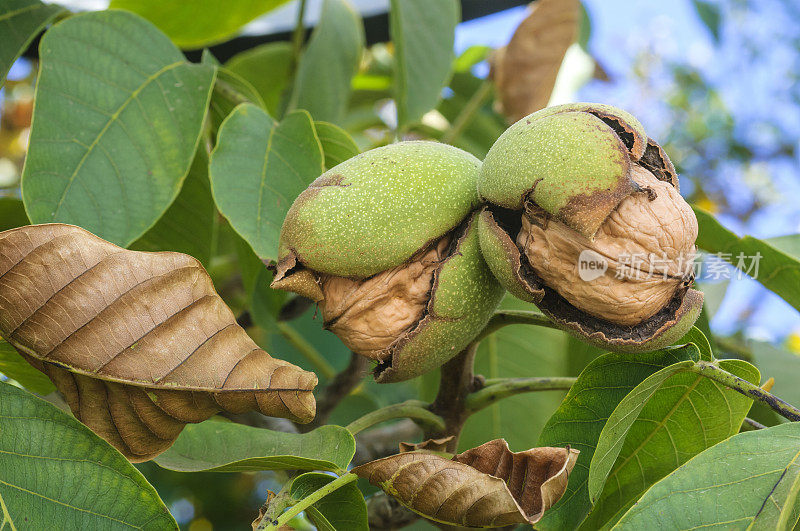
[398,436,454,453]
[352,438,578,527]
[492,0,580,122]
[0,224,317,461]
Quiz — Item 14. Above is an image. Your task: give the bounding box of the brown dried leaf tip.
[0,224,317,461]
[353,438,579,528]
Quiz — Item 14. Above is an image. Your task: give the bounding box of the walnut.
[517,165,697,326]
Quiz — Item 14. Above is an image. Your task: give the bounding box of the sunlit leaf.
[615,422,800,529]
[0,0,63,87]
[390,0,459,130]
[22,10,215,246]
[290,472,368,531]
[0,382,177,529]
[0,224,317,461]
[491,0,580,122]
[694,207,800,314]
[156,422,354,473]
[108,0,292,49]
[209,104,324,261]
[290,0,364,124]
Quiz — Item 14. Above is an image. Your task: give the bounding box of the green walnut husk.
[477,103,703,352]
[272,141,504,382]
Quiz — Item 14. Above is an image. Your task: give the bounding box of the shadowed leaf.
[156,422,354,473]
[315,121,360,170]
[353,439,578,527]
[0,382,177,529]
[491,0,580,122]
[616,422,800,530]
[0,339,54,394]
[225,42,293,117]
[0,224,317,461]
[290,472,368,531]
[0,0,64,87]
[21,10,215,247]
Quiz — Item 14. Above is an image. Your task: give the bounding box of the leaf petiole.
[263,472,359,531]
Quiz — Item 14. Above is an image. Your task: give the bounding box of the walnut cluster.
[517,165,697,326]
[318,236,451,359]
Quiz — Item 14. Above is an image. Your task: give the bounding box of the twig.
[276,321,336,379]
[691,360,800,422]
[465,377,576,414]
[442,80,492,145]
[346,401,445,435]
[476,310,559,342]
[427,343,481,451]
[742,417,766,431]
[263,472,358,531]
[302,352,370,430]
[353,419,421,466]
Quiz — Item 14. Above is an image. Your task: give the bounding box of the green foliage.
[155,421,355,473]
[0,382,176,529]
[315,121,360,169]
[108,0,292,49]
[538,346,759,530]
[0,0,63,87]
[209,104,324,260]
[751,342,800,411]
[290,0,365,124]
[390,0,459,130]
[290,473,368,531]
[616,422,800,529]
[225,42,293,117]
[21,10,215,246]
[0,197,28,230]
[0,340,54,394]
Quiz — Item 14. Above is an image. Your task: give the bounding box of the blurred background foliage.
[2,0,800,528]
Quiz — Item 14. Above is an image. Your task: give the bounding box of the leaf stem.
[692,360,800,422]
[477,310,559,342]
[264,472,358,531]
[442,80,492,145]
[346,400,445,435]
[290,0,309,68]
[276,322,336,379]
[465,377,576,414]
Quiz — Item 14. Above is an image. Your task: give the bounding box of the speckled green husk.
[277,141,481,278]
[377,212,504,382]
[476,103,702,352]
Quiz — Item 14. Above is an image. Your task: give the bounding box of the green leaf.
[290,0,364,124]
[584,357,758,528]
[692,0,721,42]
[0,197,29,231]
[751,341,800,412]
[130,145,216,265]
[225,41,293,117]
[460,297,568,451]
[0,382,176,529]
[537,347,713,530]
[22,10,215,247]
[615,422,800,530]
[694,207,800,314]
[108,0,292,49]
[453,45,492,73]
[290,472,368,531]
[0,340,53,395]
[315,121,360,169]
[202,50,265,132]
[154,421,355,473]
[0,0,64,87]
[390,0,459,130]
[209,104,324,261]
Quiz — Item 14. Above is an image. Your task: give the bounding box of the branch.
[465,377,576,414]
[476,310,559,342]
[346,401,446,435]
[692,360,800,422]
[302,352,370,430]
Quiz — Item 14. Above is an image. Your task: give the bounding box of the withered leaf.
[352,438,578,527]
[492,0,580,122]
[398,436,454,453]
[0,224,317,461]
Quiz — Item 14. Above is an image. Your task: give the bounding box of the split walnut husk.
[477,103,704,352]
[271,142,503,382]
